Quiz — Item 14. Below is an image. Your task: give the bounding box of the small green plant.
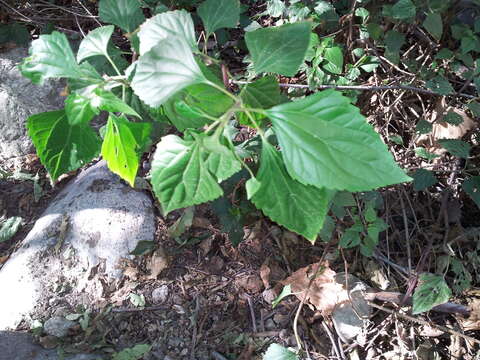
[20,0,410,243]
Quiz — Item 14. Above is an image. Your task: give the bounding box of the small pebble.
[152,285,169,304]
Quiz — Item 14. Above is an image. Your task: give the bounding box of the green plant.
[20,0,410,244]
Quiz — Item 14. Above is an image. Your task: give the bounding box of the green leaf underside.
[249,142,334,241]
[150,134,223,214]
[102,115,152,186]
[0,217,23,243]
[138,10,196,55]
[198,0,240,34]
[245,22,311,76]
[164,83,233,131]
[77,25,114,63]
[265,90,411,191]
[263,343,299,360]
[99,0,145,33]
[20,31,81,84]
[27,110,101,180]
[412,273,452,314]
[131,37,207,107]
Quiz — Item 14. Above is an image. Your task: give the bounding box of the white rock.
[0,47,65,167]
[0,161,155,330]
[43,317,75,338]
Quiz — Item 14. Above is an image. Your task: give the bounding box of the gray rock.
[0,47,65,167]
[0,161,155,330]
[43,317,75,338]
[0,331,101,360]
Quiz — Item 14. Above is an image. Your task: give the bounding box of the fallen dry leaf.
[260,261,271,289]
[282,262,345,315]
[416,99,476,155]
[147,247,169,279]
[192,217,211,229]
[235,274,264,294]
[458,298,480,331]
[283,263,372,318]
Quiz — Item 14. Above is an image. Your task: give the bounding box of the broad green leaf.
[415,147,440,161]
[468,101,480,117]
[164,83,233,131]
[112,344,151,360]
[20,31,81,84]
[412,169,437,191]
[77,25,115,63]
[426,76,454,95]
[65,93,99,126]
[27,110,101,180]
[384,30,405,64]
[263,343,298,360]
[323,46,343,74]
[415,119,432,134]
[249,142,334,241]
[463,176,480,208]
[202,135,242,182]
[131,37,207,107]
[168,207,194,238]
[423,13,443,41]
[99,0,145,33]
[412,273,451,314]
[101,115,151,186]
[339,228,361,248]
[198,0,240,34]
[130,241,156,255]
[245,22,311,76]
[443,111,463,125]
[138,10,196,55]
[150,134,223,214]
[240,76,281,110]
[392,0,416,20]
[438,139,471,158]
[265,90,412,191]
[0,23,29,46]
[68,61,105,93]
[0,217,23,243]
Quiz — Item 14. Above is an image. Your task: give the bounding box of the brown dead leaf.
[192,217,211,229]
[123,266,139,281]
[199,235,214,255]
[260,261,271,289]
[147,247,169,279]
[282,262,347,315]
[0,256,8,265]
[416,99,476,155]
[235,274,264,294]
[458,298,480,331]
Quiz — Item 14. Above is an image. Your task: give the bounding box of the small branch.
[111,305,169,313]
[234,81,476,99]
[368,302,480,345]
[365,291,470,316]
